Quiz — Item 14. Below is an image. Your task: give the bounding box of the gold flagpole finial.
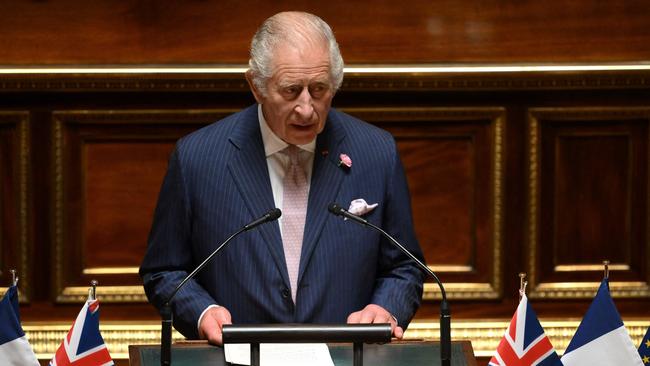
[89,280,98,300]
[603,260,610,280]
[9,269,18,287]
[518,272,527,300]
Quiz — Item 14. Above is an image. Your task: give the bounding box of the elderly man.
[140,11,425,345]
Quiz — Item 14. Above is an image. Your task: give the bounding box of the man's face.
[249,42,334,145]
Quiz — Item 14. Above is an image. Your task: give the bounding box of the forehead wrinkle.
[274,64,331,84]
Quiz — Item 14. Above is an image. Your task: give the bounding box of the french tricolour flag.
[49,299,114,366]
[561,278,643,366]
[0,285,40,365]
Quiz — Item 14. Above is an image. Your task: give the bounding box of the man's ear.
[245,70,265,104]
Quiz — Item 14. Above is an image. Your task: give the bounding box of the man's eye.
[284,86,300,95]
[309,84,327,96]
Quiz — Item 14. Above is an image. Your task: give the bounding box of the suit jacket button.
[281,289,290,298]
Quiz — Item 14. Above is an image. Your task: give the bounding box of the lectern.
[222,323,392,366]
[129,340,477,366]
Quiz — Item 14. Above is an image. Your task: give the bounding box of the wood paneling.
[1,1,649,64]
[344,108,505,300]
[0,69,649,362]
[51,110,234,302]
[528,107,650,298]
[0,112,31,301]
[2,2,649,361]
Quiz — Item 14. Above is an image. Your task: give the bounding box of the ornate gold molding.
[527,107,650,299]
[424,283,499,300]
[0,64,649,91]
[51,109,235,303]
[405,318,650,358]
[24,322,185,360]
[0,112,31,302]
[22,318,650,360]
[342,107,505,300]
[56,286,147,303]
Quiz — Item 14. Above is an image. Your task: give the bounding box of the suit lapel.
[298,112,348,284]
[227,106,289,285]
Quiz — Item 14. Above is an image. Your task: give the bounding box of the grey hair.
[248,12,344,96]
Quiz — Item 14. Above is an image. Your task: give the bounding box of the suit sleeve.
[139,147,216,339]
[370,140,426,328]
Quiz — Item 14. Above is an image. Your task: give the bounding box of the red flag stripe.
[508,312,518,341]
[497,336,553,365]
[53,343,112,366]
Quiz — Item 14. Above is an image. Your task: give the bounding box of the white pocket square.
[348,199,378,216]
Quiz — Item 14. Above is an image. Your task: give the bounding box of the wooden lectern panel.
[129,341,476,366]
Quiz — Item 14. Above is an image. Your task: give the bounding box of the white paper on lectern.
[224,343,334,366]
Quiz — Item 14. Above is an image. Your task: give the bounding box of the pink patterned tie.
[282,145,308,303]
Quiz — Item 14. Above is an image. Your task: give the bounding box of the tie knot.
[285,145,301,166]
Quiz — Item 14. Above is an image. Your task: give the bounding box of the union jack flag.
[49,299,113,366]
[488,294,562,366]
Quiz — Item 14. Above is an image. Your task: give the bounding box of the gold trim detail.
[424,283,499,300]
[24,322,185,360]
[341,107,505,300]
[83,267,140,275]
[429,265,474,273]
[56,286,147,303]
[1,63,650,74]
[527,107,650,299]
[532,281,650,299]
[405,318,650,358]
[21,318,650,360]
[51,110,236,303]
[492,112,504,299]
[0,64,649,91]
[0,112,31,302]
[52,117,64,301]
[555,264,630,272]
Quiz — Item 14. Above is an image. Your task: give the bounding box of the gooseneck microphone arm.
[160,208,282,366]
[328,203,451,366]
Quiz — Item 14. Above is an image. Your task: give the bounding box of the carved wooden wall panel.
[51,110,234,303]
[344,108,505,300]
[0,69,647,363]
[527,107,650,298]
[0,112,31,300]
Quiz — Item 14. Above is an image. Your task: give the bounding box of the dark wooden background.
[1,1,649,364]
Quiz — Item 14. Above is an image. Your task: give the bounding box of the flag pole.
[518,272,527,302]
[10,269,17,286]
[89,280,98,301]
[603,260,610,280]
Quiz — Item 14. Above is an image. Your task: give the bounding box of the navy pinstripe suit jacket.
[140,105,425,339]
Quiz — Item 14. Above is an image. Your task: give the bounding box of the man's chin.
[286,128,320,145]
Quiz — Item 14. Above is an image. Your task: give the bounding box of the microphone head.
[268,208,282,221]
[328,202,344,216]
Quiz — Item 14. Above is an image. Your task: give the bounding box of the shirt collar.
[258,104,316,157]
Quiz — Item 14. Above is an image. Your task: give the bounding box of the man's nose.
[294,87,314,118]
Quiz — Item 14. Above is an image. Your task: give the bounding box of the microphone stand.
[329,203,451,366]
[160,208,281,366]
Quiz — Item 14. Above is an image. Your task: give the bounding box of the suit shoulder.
[175,105,256,155]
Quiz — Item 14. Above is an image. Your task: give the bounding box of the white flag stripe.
[561,325,643,366]
[506,332,548,357]
[0,336,40,366]
[66,301,90,358]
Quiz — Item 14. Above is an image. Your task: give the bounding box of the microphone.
[160,208,282,366]
[243,208,282,231]
[328,202,452,366]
